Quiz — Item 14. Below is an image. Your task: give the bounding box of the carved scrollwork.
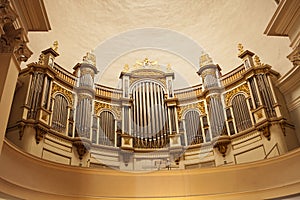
[177,101,205,120]
[0,0,17,34]
[258,124,271,141]
[51,83,74,106]
[0,1,32,62]
[225,83,250,106]
[94,101,121,119]
[213,135,231,157]
[73,139,91,160]
[35,125,48,144]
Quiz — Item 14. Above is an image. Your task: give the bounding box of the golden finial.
[254,55,261,66]
[52,41,59,52]
[136,58,157,67]
[166,63,172,71]
[238,43,244,55]
[123,64,129,72]
[199,52,213,67]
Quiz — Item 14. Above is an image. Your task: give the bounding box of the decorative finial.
[83,50,96,66]
[166,63,172,71]
[123,64,129,72]
[237,43,244,55]
[38,53,45,65]
[199,52,213,67]
[52,41,59,52]
[254,55,261,66]
[136,58,157,67]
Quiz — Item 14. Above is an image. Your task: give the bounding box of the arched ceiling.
[25,0,292,88]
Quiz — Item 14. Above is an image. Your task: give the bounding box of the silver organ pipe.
[76,98,92,138]
[232,94,252,132]
[99,111,115,146]
[184,110,203,145]
[208,96,226,137]
[27,72,45,119]
[52,94,68,133]
[249,77,260,108]
[256,74,276,117]
[131,81,169,148]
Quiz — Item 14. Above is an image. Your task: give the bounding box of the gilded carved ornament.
[166,64,172,71]
[136,58,158,67]
[51,41,59,52]
[51,83,74,105]
[94,101,121,119]
[225,84,250,106]
[38,53,45,65]
[177,101,205,120]
[254,55,262,67]
[123,64,129,72]
[237,43,244,55]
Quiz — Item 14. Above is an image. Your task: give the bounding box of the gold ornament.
[254,55,261,66]
[177,101,205,120]
[52,41,59,52]
[123,64,129,72]
[51,83,74,105]
[225,84,250,106]
[167,64,172,71]
[136,58,158,67]
[237,43,244,55]
[94,101,121,119]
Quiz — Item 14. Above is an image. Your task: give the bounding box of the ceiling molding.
[12,0,51,32]
[264,0,300,36]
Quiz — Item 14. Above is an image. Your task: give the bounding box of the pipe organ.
[131,80,169,148]
[5,44,299,170]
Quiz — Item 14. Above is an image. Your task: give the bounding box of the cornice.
[264,0,300,36]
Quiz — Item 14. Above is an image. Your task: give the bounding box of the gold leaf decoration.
[225,83,250,106]
[177,101,205,120]
[94,101,121,119]
[51,83,74,105]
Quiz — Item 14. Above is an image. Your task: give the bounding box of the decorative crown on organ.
[199,52,214,67]
[83,50,96,66]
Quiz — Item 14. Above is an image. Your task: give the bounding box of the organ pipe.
[131,81,169,148]
[52,94,68,133]
[232,94,252,132]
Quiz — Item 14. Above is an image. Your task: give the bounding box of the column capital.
[0,0,32,62]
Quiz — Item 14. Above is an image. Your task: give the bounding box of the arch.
[184,110,203,145]
[129,78,167,94]
[229,91,250,106]
[51,94,68,133]
[183,108,201,119]
[131,80,169,148]
[98,110,115,146]
[231,94,252,133]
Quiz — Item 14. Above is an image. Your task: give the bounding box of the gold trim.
[225,83,250,106]
[94,101,121,119]
[177,101,205,120]
[51,83,74,105]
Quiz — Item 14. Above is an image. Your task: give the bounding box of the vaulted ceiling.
[26,0,292,88]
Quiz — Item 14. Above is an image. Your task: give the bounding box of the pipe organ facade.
[5,44,299,171]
